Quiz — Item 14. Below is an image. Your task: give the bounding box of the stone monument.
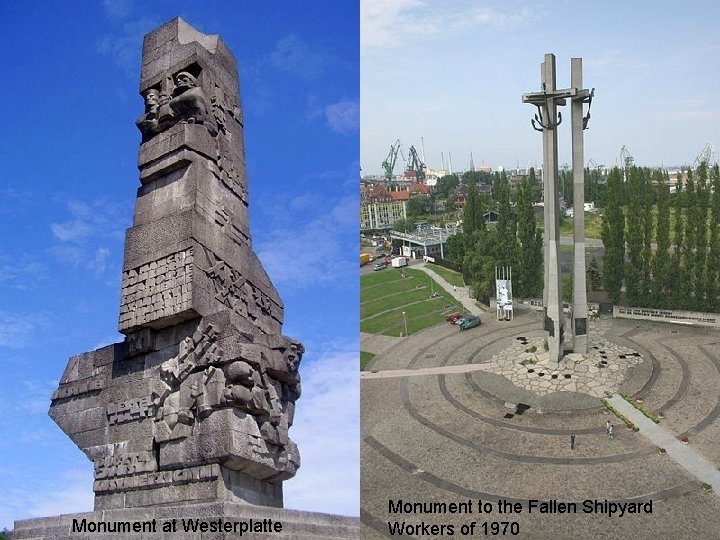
[522,54,593,361]
[14,18,358,539]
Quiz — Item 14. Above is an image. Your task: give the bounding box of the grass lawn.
[558,211,603,238]
[360,268,465,337]
[427,264,465,287]
[360,351,375,370]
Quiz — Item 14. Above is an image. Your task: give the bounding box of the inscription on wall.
[94,452,155,479]
[52,375,105,401]
[93,463,219,493]
[107,396,155,425]
[119,248,194,331]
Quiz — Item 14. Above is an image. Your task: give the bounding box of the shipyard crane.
[693,143,715,169]
[406,145,426,182]
[382,139,402,181]
[619,145,634,182]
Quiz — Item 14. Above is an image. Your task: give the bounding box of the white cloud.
[326,100,360,134]
[49,199,129,277]
[362,0,532,50]
[102,0,133,20]
[270,34,337,78]
[0,311,38,349]
[361,0,426,49]
[51,199,128,245]
[50,220,94,243]
[0,467,94,530]
[0,257,46,290]
[255,193,357,288]
[283,346,359,516]
[97,16,156,77]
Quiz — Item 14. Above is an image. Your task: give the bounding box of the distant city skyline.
[362,0,720,176]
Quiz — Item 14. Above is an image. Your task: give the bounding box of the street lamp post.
[402,311,408,337]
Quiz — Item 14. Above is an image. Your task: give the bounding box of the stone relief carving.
[200,246,279,330]
[216,135,248,202]
[119,249,193,331]
[136,70,217,141]
[149,322,303,478]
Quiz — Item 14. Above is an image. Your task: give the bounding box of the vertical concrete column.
[541,60,550,311]
[543,54,564,362]
[571,58,588,353]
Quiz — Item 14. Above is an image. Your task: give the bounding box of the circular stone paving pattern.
[361,310,720,538]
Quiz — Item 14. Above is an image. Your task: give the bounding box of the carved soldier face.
[144,89,160,111]
[175,72,196,91]
[284,341,304,373]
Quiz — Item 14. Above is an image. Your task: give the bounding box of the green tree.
[653,172,671,307]
[624,167,644,305]
[445,231,465,265]
[435,174,459,199]
[587,255,602,291]
[706,164,720,312]
[391,217,413,233]
[680,170,695,309]
[515,176,542,297]
[463,228,497,304]
[640,169,654,303]
[694,162,709,308]
[527,167,541,203]
[601,167,625,303]
[562,273,573,304]
[407,195,430,217]
[560,169,573,206]
[494,172,516,266]
[670,179,685,309]
[462,182,486,242]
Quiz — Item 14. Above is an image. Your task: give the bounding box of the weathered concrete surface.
[13,502,359,539]
[362,314,720,538]
[571,57,589,354]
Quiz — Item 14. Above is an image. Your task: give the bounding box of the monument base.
[13,502,359,539]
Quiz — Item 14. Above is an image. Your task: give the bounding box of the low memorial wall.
[614,305,720,328]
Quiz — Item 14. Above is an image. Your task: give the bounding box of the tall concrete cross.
[570,58,594,353]
[522,53,576,362]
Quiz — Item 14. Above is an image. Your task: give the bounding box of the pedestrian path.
[360,332,403,356]
[416,264,484,316]
[607,394,720,493]
[361,362,495,379]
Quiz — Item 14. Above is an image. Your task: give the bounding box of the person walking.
[570,433,576,450]
[608,424,614,440]
[606,419,611,435]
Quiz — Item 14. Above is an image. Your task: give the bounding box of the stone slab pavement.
[607,394,720,493]
[360,362,495,379]
[360,332,403,356]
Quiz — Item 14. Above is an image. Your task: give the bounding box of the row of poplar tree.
[602,162,720,312]
[444,171,543,302]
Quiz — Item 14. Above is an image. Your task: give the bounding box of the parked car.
[453,316,469,325]
[459,316,481,330]
[446,312,462,323]
[373,263,388,271]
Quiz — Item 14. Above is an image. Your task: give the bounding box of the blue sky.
[362,0,720,175]
[0,0,358,529]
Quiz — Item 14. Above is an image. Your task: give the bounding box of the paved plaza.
[361,290,720,538]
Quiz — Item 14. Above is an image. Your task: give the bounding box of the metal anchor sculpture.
[531,103,562,131]
[581,88,595,130]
